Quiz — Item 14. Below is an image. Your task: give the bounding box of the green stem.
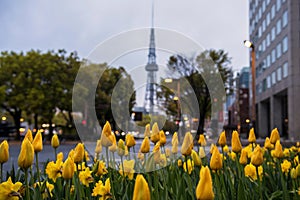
[256,166,262,200]
[25,168,30,200]
[54,148,57,160]
[120,156,125,177]
[35,152,41,183]
[65,179,70,200]
[105,147,109,168]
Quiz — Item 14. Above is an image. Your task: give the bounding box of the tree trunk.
[49,118,53,140]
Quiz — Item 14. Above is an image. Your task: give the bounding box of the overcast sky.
[0,0,249,105]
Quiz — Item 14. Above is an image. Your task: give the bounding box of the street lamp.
[244,40,256,130]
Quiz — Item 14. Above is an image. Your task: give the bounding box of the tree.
[162,49,232,137]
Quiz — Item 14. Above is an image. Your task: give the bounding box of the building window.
[259,26,262,38]
[267,76,271,88]
[266,33,270,46]
[276,0,281,11]
[259,7,262,20]
[276,19,281,35]
[271,5,276,19]
[272,72,276,85]
[282,36,288,53]
[283,62,288,77]
[271,27,276,41]
[271,49,276,63]
[262,0,266,12]
[267,54,271,67]
[276,43,282,58]
[266,12,270,26]
[262,39,266,52]
[262,19,266,32]
[267,0,270,6]
[277,67,282,81]
[282,10,288,27]
[263,78,268,91]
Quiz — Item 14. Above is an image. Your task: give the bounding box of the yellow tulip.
[57,152,64,161]
[18,138,34,169]
[144,124,150,137]
[62,157,75,179]
[223,145,229,153]
[264,137,274,150]
[199,147,206,159]
[218,131,226,147]
[153,142,161,164]
[198,134,206,146]
[191,150,201,166]
[73,143,85,163]
[0,140,9,164]
[32,130,43,153]
[196,166,214,200]
[159,154,167,167]
[96,160,108,176]
[210,143,216,154]
[272,140,283,158]
[291,168,297,179]
[132,174,150,200]
[296,164,300,177]
[210,146,222,170]
[159,130,166,146]
[239,148,248,165]
[140,137,150,153]
[150,122,160,144]
[181,132,193,156]
[251,145,263,166]
[231,130,242,153]
[108,133,117,152]
[100,121,114,147]
[125,134,136,148]
[183,159,194,174]
[172,132,178,154]
[24,129,33,143]
[270,128,280,144]
[117,139,125,157]
[248,128,256,143]
[51,134,60,149]
[95,140,102,154]
[244,163,263,181]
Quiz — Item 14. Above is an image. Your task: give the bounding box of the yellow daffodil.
[125,134,136,148]
[199,147,206,159]
[150,122,160,144]
[62,157,75,180]
[281,159,291,174]
[0,177,22,200]
[239,148,248,165]
[45,159,63,182]
[272,140,283,158]
[222,145,229,153]
[270,128,280,144]
[32,130,43,153]
[132,174,150,200]
[181,132,193,156]
[218,131,226,147]
[264,137,274,150]
[191,150,201,166]
[96,160,108,177]
[24,129,33,143]
[251,145,263,166]
[0,140,9,164]
[92,178,112,200]
[244,163,263,181]
[283,148,290,157]
[183,159,194,174]
[210,146,223,170]
[18,138,34,169]
[248,128,256,143]
[57,152,64,161]
[34,181,54,199]
[73,143,85,163]
[228,151,236,161]
[159,130,166,146]
[196,166,214,200]
[101,121,114,147]
[119,160,135,180]
[144,124,151,137]
[51,134,60,149]
[231,130,242,153]
[198,134,206,146]
[117,139,125,157]
[140,136,150,153]
[79,167,93,187]
[159,154,167,167]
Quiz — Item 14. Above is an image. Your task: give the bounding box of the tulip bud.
[57,152,64,161]
[198,134,206,146]
[191,150,201,166]
[171,132,178,154]
[273,140,283,158]
[239,148,248,165]
[199,147,206,159]
[117,139,125,157]
[270,128,280,144]
[159,130,166,146]
[153,142,161,164]
[150,123,160,144]
[108,133,117,152]
[218,131,226,147]
[210,146,222,170]
[140,137,150,153]
[95,140,102,154]
[0,140,9,164]
[231,131,242,153]
[144,124,150,137]
[248,128,256,143]
[24,129,33,143]
[181,132,193,156]
[51,134,60,149]
[62,157,75,179]
[126,134,136,148]
[18,138,34,169]
[264,137,274,150]
[73,143,85,163]
[291,168,297,179]
[196,166,214,200]
[32,130,43,153]
[101,121,113,147]
[251,145,263,166]
[132,174,150,200]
